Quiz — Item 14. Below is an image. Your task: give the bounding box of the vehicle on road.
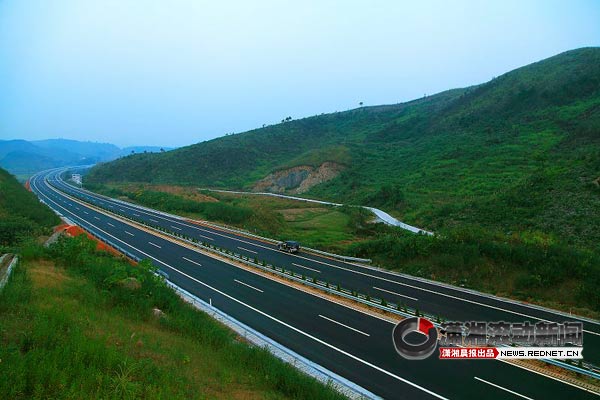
[277,240,300,254]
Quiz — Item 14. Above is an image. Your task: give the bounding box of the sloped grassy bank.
[0,237,346,400]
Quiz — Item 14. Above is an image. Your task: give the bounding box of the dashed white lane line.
[234,279,263,293]
[133,213,140,217]
[237,246,257,254]
[75,206,80,210]
[171,225,182,230]
[318,314,370,337]
[59,176,600,336]
[94,216,100,220]
[84,211,89,214]
[120,209,125,212]
[474,377,533,400]
[148,241,162,249]
[292,262,321,273]
[124,231,135,236]
[107,222,115,227]
[182,257,202,266]
[373,286,418,301]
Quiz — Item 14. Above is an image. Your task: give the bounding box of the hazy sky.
[1,1,599,147]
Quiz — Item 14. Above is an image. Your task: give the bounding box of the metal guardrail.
[0,255,18,290]
[45,180,600,384]
[164,280,379,400]
[43,205,377,399]
[58,177,373,264]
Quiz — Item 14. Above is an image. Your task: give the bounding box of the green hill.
[0,168,61,248]
[88,47,600,248]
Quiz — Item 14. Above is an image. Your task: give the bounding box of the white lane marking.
[75,206,80,210]
[94,216,100,220]
[237,246,257,254]
[124,231,135,236]
[150,218,159,223]
[198,234,214,241]
[37,175,393,326]
[171,225,182,230]
[373,286,418,301]
[234,279,264,293]
[84,211,89,214]
[53,176,600,334]
[474,377,533,400]
[182,257,202,266]
[148,241,161,248]
[133,213,140,217]
[497,358,600,396]
[120,209,125,212]
[319,314,370,337]
[292,262,321,273]
[107,222,115,227]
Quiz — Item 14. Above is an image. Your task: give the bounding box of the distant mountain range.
[0,139,173,178]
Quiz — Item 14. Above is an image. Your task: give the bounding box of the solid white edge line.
[319,314,370,337]
[497,358,600,396]
[237,246,258,254]
[182,256,202,267]
[292,262,321,273]
[34,177,449,400]
[234,279,264,293]
[474,377,533,400]
[49,174,600,337]
[373,286,418,301]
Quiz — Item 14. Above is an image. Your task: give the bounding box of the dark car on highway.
[277,240,300,254]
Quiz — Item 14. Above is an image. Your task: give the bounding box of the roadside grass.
[87,182,367,251]
[0,237,347,400]
[84,181,600,317]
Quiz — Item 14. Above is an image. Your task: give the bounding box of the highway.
[31,168,598,399]
[49,169,600,365]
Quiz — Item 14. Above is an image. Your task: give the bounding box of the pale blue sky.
[1,0,599,147]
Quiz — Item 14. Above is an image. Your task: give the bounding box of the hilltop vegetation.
[88,48,600,249]
[0,168,60,249]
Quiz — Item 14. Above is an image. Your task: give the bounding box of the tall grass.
[0,237,347,399]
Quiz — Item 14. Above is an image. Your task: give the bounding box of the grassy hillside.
[87,48,600,248]
[0,168,60,249]
[84,181,600,316]
[0,237,346,400]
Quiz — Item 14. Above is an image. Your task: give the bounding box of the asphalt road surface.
[30,168,599,399]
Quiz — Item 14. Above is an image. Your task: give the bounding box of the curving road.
[30,168,599,399]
